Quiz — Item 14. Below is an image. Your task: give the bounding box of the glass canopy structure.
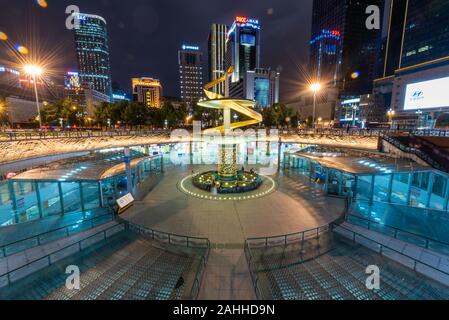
[0,148,162,227]
[284,151,449,212]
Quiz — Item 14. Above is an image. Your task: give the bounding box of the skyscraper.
[74,13,112,99]
[382,0,449,75]
[132,77,163,108]
[225,16,261,83]
[178,45,203,104]
[309,0,384,96]
[208,24,228,95]
[244,68,280,108]
[382,0,408,77]
[375,0,449,129]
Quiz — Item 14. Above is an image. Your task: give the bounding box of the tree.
[41,98,83,127]
[261,106,277,128]
[94,101,128,128]
[273,103,293,128]
[0,96,9,127]
[123,102,149,129]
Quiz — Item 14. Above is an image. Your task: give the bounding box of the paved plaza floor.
[121,164,345,299]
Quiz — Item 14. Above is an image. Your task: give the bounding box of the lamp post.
[310,83,322,128]
[23,65,44,129]
[387,109,395,129]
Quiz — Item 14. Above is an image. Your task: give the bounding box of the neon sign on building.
[310,29,342,44]
[234,16,260,30]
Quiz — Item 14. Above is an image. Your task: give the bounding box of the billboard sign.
[404,76,449,110]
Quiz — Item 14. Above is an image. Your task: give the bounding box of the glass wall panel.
[0,181,14,226]
[391,173,410,205]
[102,178,117,206]
[356,175,373,201]
[410,172,430,208]
[13,181,39,224]
[373,174,391,202]
[115,175,128,198]
[342,173,356,197]
[327,169,341,196]
[60,182,82,213]
[430,173,447,210]
[38,182,62,217]
[82,182,100,210]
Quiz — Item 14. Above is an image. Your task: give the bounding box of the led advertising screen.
[404,76,449,110]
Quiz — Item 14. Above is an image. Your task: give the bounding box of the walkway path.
[122,165,345,299]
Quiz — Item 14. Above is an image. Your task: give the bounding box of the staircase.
[252,235,449,300]
[382,134,449,173]
[0,230,204,300]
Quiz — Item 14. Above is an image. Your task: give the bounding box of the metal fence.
[0,212,114,258]
[1,128,448,142]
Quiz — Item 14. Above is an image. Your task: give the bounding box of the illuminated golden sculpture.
[198,67,262,178]
[197,66,262,134]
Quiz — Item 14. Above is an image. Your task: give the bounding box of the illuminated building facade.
[400,0,449,69]
[310,0,384,96]
[132,78,163,108]
[112,90,131,103]
[375,0,449,129]
[208,24,227,95]
[244,68,280,108]
[178,45,203,104]
[74,13,112,99]
[63,71,110,117]
[225,16,261,83]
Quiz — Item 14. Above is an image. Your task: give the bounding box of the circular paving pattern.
[178,174,278,201]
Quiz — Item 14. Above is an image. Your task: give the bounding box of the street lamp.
[387,108,395,128]
[310,83,322,128]
[23,64,44,128]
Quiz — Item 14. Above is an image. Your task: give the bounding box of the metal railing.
[1,128,448,142]
[0,221,126,287]
[412,129,449,137]
[244,205,348,300]
[119,218,210,300]
[121,219,210,249]
[0,212,114,258]
[381,133,446,172]
[346,214,449,255]
[331,223,449,281]
[0,130,171,142]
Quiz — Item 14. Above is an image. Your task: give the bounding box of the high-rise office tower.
[178,45,204,104]
[208,24,228,95]
[225,16,261,83]
[310,0,384,96]
[74,13,112,99]
[244,68,280,108]
[382,0,449,76]
[132,77,163,108]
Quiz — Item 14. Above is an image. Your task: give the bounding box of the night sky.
[0,0,313,101]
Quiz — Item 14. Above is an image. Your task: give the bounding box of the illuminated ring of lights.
[178,174,277,201]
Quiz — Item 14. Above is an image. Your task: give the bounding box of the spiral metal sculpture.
[197,66,263,134]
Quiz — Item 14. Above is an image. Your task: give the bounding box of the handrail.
[381,133,447,172]
[246,196,349,249]
[332,223,449,278]
[244,195,350,300]
[346,213,449,252]
[119,218,211,249]
[0,211,114,257]
[120,219,211,300]
[0,221,126,287]
[0,130,172,142]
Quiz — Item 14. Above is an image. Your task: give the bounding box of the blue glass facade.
[75,14,112,98]
[401,0,449,68]
[254,78,269,108]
